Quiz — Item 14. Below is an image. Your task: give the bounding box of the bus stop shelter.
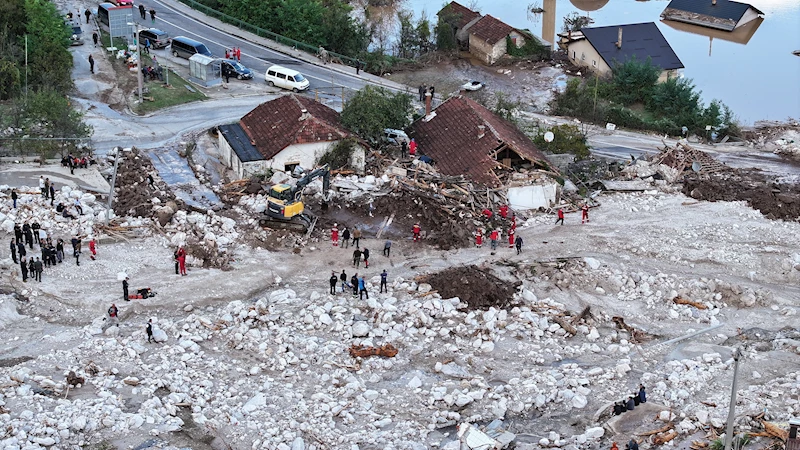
[188,54,221,87]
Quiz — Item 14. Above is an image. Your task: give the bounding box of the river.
[394,0,800,125]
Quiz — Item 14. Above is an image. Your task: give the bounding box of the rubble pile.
[683,170,800,221]
[164,210,239,268]
[1,260,797,449]
[423,265,520,309]
[0,186,104,237]
[113,148,176,219]
[742,120,800,158]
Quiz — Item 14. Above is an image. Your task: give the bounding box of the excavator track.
[259,213,315,233]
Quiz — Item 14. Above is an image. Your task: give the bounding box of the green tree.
[319,0,369,56]
[24,0,73,92]
[416,16,432,54]
[0,57,21,100]
[646,77,703,127]
[340,86,413,144]
[21,89,92,156]
[396,10,417,58]
[610,56,660,105]
[532,124,591,160]
[434,8,458,51]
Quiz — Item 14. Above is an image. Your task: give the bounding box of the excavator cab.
[266,184,304,219]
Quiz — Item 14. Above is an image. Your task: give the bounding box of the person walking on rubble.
[489,229,499,251]
[555,208,564,225]
[10,239,17,264]
[351,227,361,249]
[515,236,523,255]
[358,276,368,300]
[353,248,362,268]
[412,223,421,242]
[342,227,350,249]
[123,277,129,301]
[146,319,154,343]
[177,246,187,275]
[34,258,43,282]
[626,439,639,450]
[383,239,391,257]
[329,271,338,295]
[581,203,589,224]
[11,189,17,208]
[331,223,339,247]
[508,226,515,249]
[20,256,28,282]
[350,273,359,296]
[362,248,370,268]
[475,228,483,248]
[340,269,348,292]
[108,304,119,326]
[89,237,97,260]
[380,269,388,293]
[611,442,619,450]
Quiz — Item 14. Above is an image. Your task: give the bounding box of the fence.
[173,0,361,68]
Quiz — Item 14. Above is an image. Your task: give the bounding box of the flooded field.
[391,0,800,124]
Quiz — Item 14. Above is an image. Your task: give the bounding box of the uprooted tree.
[340,86,413,145]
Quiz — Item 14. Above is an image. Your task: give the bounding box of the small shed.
[188,54,220,87]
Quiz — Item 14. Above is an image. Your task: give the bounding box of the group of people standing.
[224,47,242,61]
[137,4,157,23]
[476,205,523,254]
[329,268,389,300]
[10,221,94,281]
[418,84,436,102]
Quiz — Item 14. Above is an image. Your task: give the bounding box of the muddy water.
[397,0,800,125]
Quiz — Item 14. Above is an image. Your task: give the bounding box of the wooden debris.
[123,378,140,386]
[571,305,594,325]
[553,316,578,336]
[761,421,788,441]
[700,401,717,407]
[612,316,651,343]
[348,344,398,358]
[674,297,708,309]
[690,440,708,450]
[652,430,678,445]
[639,424,674,437]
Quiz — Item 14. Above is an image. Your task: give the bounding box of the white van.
[265,65,310,92]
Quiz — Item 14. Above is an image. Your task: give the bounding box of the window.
[572,51,576,59]
[284,163,299,173]
[277,73,287,80]
[287,76,295,82]
[267,70,276,77]
[592,60,596,66]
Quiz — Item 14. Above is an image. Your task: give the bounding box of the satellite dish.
[691,161,702,172]
[544,131,555,143]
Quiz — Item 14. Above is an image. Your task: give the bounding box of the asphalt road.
[134,0,403,98]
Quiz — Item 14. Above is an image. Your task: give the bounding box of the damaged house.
[409,95,559,210]
[437,1,482,49]
[217,95,365,179]
[661,0,764,32]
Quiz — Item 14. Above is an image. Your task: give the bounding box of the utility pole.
[723,347,743,450]
[128,22,143,103]
[105,147,121,226]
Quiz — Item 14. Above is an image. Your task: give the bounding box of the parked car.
[461,80,485,91]
[383,128,410,146]
[170,36,212,59]
[220,59,253,80]
[69,25,84,46]
[139,28,170,49]
[265,65,309,92]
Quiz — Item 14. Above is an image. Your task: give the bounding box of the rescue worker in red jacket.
[489,229,499,251]
[508,227,515,248]
[412,223,421,242]
[581,203,590,224]
[331,223,339,246]
[176,246,187,276]
[555,208,565,225]
[499,204,509,219]
[475,228,483,248]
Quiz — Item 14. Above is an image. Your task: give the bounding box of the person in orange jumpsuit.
[331,223,339,246]
[412,223,421,242]
[499,204,509,219]
[89,237,97,260]
[176,246,187,275]
[475,228,483,247]
[581,203,590,224]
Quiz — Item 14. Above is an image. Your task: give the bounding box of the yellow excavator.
[261,165,330,231]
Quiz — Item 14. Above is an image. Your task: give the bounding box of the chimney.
[425,92,432,117]
[477,125,485,139]
[299,108,309,121]
[616,27,623,49]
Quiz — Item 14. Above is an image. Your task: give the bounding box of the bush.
[533,124,591,160]
[340,85,413,145]
[609,56,660,105]
[319,138,357,169]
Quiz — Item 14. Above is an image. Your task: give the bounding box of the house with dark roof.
[467,15,533,65]
[661,0,764,32]
[409,95,552,188]
[436,1,482,46]
[217,95,364,179]
[562,22,684,82]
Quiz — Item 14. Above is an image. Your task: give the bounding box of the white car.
[461,81,485,91]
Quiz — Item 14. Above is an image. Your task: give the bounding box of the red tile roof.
[239,95,349,160]
[409,96,550,187]
[469,15,515,45]
[437,1,481,30]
